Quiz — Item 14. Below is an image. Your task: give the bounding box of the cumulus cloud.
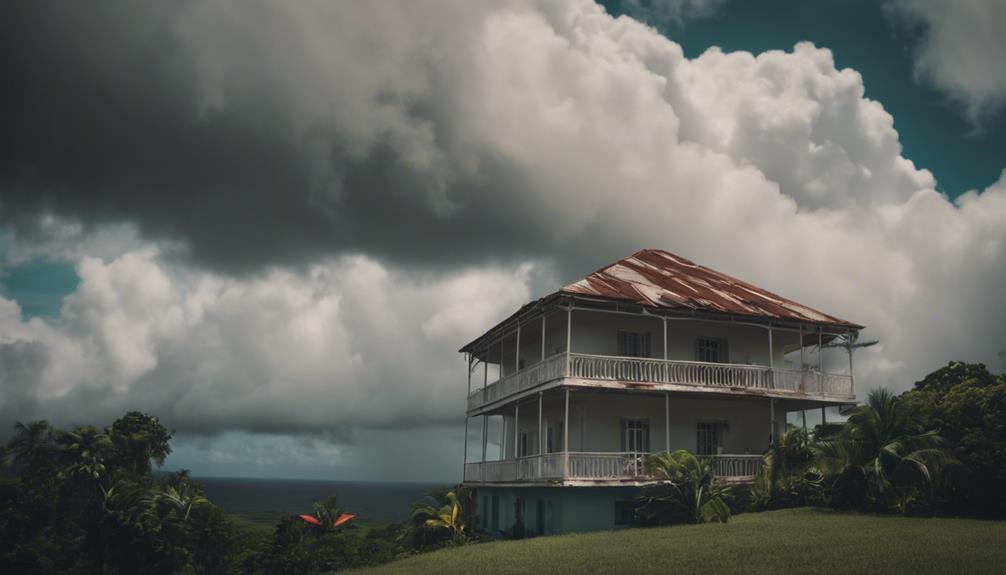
[0,0,1004,476]
[0,249,533,434]
[886,0,1006,123]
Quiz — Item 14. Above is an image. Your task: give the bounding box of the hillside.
[346,508,1006,575]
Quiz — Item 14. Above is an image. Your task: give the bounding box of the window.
[547,421,564,453]
[618,331,652,357]
[696,337,728,363]
[614,501,636,526]
[621,418,650,453]
[696,421,720,455]
[518,431,530,457]
[490,495,500,533]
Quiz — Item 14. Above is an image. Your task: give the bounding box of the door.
[696,421,720,455]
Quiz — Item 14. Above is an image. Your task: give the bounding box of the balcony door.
[696,421,720,455]
[621,418,650,454]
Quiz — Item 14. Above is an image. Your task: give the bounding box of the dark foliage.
[901,362,1006,518]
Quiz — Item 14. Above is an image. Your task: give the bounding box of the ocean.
[193,476,447,522]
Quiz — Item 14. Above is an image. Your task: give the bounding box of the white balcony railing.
[464,452,763,483]
[468,352,853,411]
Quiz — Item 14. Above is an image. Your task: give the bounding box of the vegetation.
[343,508,1006,575]
[1,361,1003,573]
[637,450,732,524]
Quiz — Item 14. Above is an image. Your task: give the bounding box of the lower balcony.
[463,452,764,484]
[467,353,853,412]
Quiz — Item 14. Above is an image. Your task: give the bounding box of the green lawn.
[346,508,1006,575]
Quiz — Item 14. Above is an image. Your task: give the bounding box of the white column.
[563,388,570,479]
[482,357,488,403]
[664,392,670,452]
[818,326,823,372]
[514,401,520,460]
[799,325,805,391]
[462,416,469,479]
[768,325,774,369]
[565,305,572,375]
[538,392,544,455]
[821,406,827,426]
[516,324,521,372]
[848,329,855,389]
[541,312,547,363]
[662,317,668,360]
[481,415,488,481]
[769,398,775,444]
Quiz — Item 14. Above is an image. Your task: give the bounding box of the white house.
[460,249,863,534]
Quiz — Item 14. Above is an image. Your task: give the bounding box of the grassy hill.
[345,508,1006,575]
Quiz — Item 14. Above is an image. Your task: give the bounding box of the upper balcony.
[467,351,853,412]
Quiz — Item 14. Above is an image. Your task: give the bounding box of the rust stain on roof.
[560,249,861,328]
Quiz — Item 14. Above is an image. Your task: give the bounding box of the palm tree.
[5,420,53,471]
[637,450,732,524]
[410,488,471,543]
[814,388,956,512]
[149,483,211,522]
[55,426,114,482]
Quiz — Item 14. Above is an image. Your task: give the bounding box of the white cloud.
[887,0,1006,123]
[1,0,1005,479]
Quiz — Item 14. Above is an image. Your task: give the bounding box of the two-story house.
[460,249,862,535]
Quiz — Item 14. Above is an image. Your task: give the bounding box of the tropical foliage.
[814,388,956,513]
[636,449,732,525]
[403,486,478,549]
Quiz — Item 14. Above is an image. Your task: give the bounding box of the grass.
[346,508,1006,575]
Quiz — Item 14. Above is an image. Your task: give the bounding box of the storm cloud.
[0,0,1004,476]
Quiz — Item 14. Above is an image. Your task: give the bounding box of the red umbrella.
[298,514,322,526]
[333,513,356,527]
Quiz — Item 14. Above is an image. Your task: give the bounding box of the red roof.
[560,249,861,328]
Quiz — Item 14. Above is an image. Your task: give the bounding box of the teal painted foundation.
[475,486,639,536]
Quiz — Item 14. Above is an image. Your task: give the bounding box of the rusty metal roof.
[561,248,862,328]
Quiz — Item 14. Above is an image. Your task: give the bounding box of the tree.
[752,427,822,510]
[108,411,172,480]
[901,362,1006,517]
[637,450,732,525]
[410,489,471,544]
[815,388,955,513]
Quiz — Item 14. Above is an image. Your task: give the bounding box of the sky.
[0,0,1004,482]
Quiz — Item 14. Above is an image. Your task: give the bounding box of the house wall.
[567,309,796,367]
[475,485,639,536]
[505,392,773,456]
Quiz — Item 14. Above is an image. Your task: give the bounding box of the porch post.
[769,398,775,444]
[662,317,668,360]
[565,304,572,375]
[481,415,488,481]
[463,353,471,480]
[822,406,827,426]
[538,391,544,479]
[664,392,670,452]
[848,329,855,388]
[818,326,824,372]
[563,388,570,479]
[463,416,469,480]
[482,360,488,404]
[802,410,807,430]
[541,312,547,363]
[799,324,805,392]
[514,401,520,460]
[768,324,774,369]
[538,392,544,455]
[768,324,775,390]
[516,324,521,372]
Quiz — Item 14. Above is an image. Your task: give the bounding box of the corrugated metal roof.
[560,248,862,328]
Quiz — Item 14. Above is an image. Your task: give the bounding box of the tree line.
[1,361,1003,573]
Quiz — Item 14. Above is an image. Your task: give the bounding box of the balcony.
[467,352,854,412]
[463,452,764,484]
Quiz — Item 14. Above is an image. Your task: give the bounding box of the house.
[460,249,863,535]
